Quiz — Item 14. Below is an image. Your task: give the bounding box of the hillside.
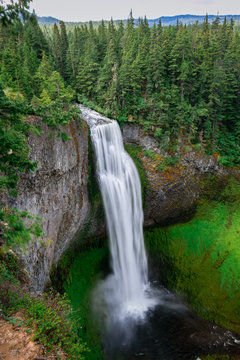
[37,13,240,27]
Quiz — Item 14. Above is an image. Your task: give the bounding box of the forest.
[1,7,240,171]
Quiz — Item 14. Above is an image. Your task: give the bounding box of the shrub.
[218,156,231,167]
[24,292,89,358]
[165,156,180,167]
[157,162,166,172]
[143,149,155,159]
[154,128,163,140]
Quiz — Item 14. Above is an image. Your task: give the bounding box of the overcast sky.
[28,0,240,22]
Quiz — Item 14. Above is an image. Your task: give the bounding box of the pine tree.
[59,21,69,80]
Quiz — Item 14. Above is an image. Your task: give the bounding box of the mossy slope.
[64,246,108,360]
[145,177,240,333]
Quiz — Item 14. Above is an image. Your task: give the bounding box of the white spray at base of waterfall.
[80,105,157,320]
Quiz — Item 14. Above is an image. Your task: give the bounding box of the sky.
[28,0,240,22]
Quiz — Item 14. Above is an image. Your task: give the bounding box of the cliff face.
[122,123,223,226]
[8,119,91,291]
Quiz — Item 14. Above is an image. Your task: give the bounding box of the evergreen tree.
[59,20,69,79]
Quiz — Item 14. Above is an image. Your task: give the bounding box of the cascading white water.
[80,105,156,318]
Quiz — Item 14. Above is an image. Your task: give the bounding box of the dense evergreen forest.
[63,13,240,166]
[1,8,240,169]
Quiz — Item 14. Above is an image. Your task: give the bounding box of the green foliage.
[165,155,180,166]
[23,292,89,358]
[0,85,38,194]
[0,0,31,26]
[202,355,235,360]
[1,284,88,359]
[0,207,43,249]
[143,149,155,159]
[78,94,112,119]
[0,248,89,359]
[193,143,202,152]
[154,128,163,140]
[157,162,167,172]
[0,260,18,284]
[2,10,240,166]
[36,100,80,130]
[6,316,24,326]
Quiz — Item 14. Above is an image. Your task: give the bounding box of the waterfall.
[80,105,156,318]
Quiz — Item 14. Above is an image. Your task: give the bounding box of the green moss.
[125,144,149,205]
[145,177,240,333]
[64,246,108,360]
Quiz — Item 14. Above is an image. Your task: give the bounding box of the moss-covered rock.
[145,177,240,334]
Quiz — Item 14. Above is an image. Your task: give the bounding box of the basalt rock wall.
[1,118,95,292]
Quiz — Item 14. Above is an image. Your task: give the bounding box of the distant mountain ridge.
[148,14,240,26]
[37,14,240,27]
[37,16,60,25]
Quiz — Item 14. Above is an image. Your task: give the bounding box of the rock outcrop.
[123,123,223,226]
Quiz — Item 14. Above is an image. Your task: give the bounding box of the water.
[80,105,155,318]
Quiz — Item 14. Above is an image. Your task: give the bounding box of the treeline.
[1,10,240,165]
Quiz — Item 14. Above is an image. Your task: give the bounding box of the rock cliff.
[4,118,91,291]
